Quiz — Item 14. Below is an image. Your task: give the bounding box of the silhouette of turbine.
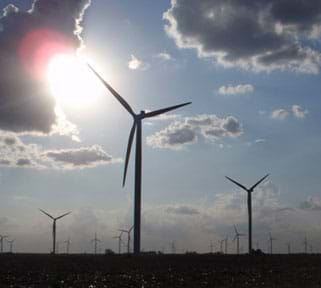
[119,226,134,254]
[286,242,291,254]
[92,233,101,255]
[225,174,269,254]
[219,239,224,254]
[268,233,276,254]
[6,239,15,253]
[113,231,124,254]
[39,209,71,255]
[64,238,71,254]
[233,225,245,255]
[303,236,308,254]
[0,235,9,253]
[88,65,191,254]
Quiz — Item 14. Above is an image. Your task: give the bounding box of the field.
[0,253,320,287]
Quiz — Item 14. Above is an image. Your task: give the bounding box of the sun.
[47,54,103,109]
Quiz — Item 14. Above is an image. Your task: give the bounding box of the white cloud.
[292,105,309,119]
[0,132,120,170]
[218,84,254,95]
[147,114,242,150]
[156,52,172,61]
[128,54,149,70]
[271,109,289,120]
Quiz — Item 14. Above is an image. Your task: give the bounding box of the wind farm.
[1,0,321,287]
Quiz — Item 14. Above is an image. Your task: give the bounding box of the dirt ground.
[0,253,320,287]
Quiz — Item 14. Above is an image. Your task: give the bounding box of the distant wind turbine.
[6,239,14,253]
[91,233,101,255]
[39,209,71,255]
[287,242,291,254]
[209,241,214,253]
[268,233,276,254]
[303,236,308,254]
[309,244,313,254]
[64,238,71,254]
[119,226,134,254]
[88,64,191,254]
[225,174,269,254]
[171,241,176,254]
[113,231,124,254]
[0,235,9,253]
[219,239,224,254]
[233,225,245,255]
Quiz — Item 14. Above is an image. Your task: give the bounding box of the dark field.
[0,253,321,287]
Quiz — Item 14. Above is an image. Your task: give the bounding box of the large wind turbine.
[39,209,71,254]
[88,65,191,254]
[225,174,269,254]
[0,235,8,253]
[113,231,124,254]
[233,225,245,255]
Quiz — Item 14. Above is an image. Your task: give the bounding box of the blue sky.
[0,0,321,254]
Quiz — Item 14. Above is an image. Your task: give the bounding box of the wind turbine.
[64,238,71,254]
[224,236,228,254]
[219,239,224,254]
[303,236,308,254]
[309,244,313,254]
[287,242,291,254]
[209,241,214,253]
[39,209,71,255]
[225,174,269,254]
[268,233,276,254]
[171,241,176,254]
[233,225,245,255]
[88,65,191,254]
[113,231,124,254]
[91,233,101,255]
[119,226,134,254]
[0,235,9,253]
[6,239,14,253]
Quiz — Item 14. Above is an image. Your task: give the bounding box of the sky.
[0,0,321,254]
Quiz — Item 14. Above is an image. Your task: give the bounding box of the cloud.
[44,145,121,169]
[164,0,321,73]
[299,196,321,211]
[0,132,120,169]
[147,114,242,150]
[156,52,172,61]
[292,105,309,119]
[128,54,149,70]
[0,0,91,135]
[271,109,289,120]
[218,84,254,95]
[166,205,200,216]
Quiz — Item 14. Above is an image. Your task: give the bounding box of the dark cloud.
[0,0,90,134]
[164,0,321,73]
[147,114,242,150]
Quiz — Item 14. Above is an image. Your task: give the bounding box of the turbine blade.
[143,102,191,118]
[119,229,128,233]
[249,174,269,191]
[225,176,248,192]
[87,64,135,117]
[39,209,54,220]
[56,211,72,220]
[123,121,136,187]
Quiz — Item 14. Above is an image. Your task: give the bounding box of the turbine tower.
[219,239,224,254]
[0,235,9,253]
[39,209,72,255]
[233,225,245,255]
[113,231,124,254]
[224,236,228,254]
[92,233,101,255]
[225,174,269,254]
[119,226,134,254]
[209,241,214,253]
[287,242,291,254]
[268,233,276,254]
[88,65,191,254]
[6,239,14,253]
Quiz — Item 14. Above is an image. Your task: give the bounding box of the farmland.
[0,253,320,287]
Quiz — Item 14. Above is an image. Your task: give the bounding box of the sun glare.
[47,54,103,109]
